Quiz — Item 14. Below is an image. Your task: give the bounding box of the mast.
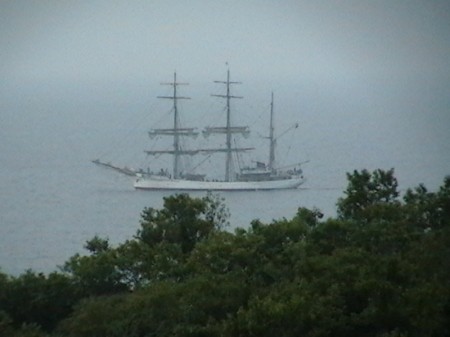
[268,92,276,172]
[146,71,253,182]
[147,72,196,179]
[209,69,250,181]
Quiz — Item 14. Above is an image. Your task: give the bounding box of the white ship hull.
[134,175,305,191]
[94,72,308,191]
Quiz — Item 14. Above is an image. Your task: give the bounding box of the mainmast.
[146,73,197,179]
[207,69,251,181]
[268,92,276,172]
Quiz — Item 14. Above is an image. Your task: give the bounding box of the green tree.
[337,168,400,221]
[404,176,450,230]
[62,238,128,296]
[137,193,223,254]
[0,271,78,333]
[114,193,230,285]
[57,281,186,337]
[61,193,231,293]
[84,235,110,255]
[2,170,449,337]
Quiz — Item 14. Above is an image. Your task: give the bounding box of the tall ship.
[94,70,305,191]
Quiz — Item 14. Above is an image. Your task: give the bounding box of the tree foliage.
[1,173,449,337]
[337,168,400,221]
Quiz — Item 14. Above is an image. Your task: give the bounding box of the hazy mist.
[1,0,449,187]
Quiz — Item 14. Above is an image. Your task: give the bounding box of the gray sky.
[2,0,449,85]
[1,0,449,189]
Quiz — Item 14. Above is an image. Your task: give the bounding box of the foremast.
[146,73,198,179]
[206,70,252,181]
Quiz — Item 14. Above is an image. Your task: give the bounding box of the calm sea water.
[1,81,448,275]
